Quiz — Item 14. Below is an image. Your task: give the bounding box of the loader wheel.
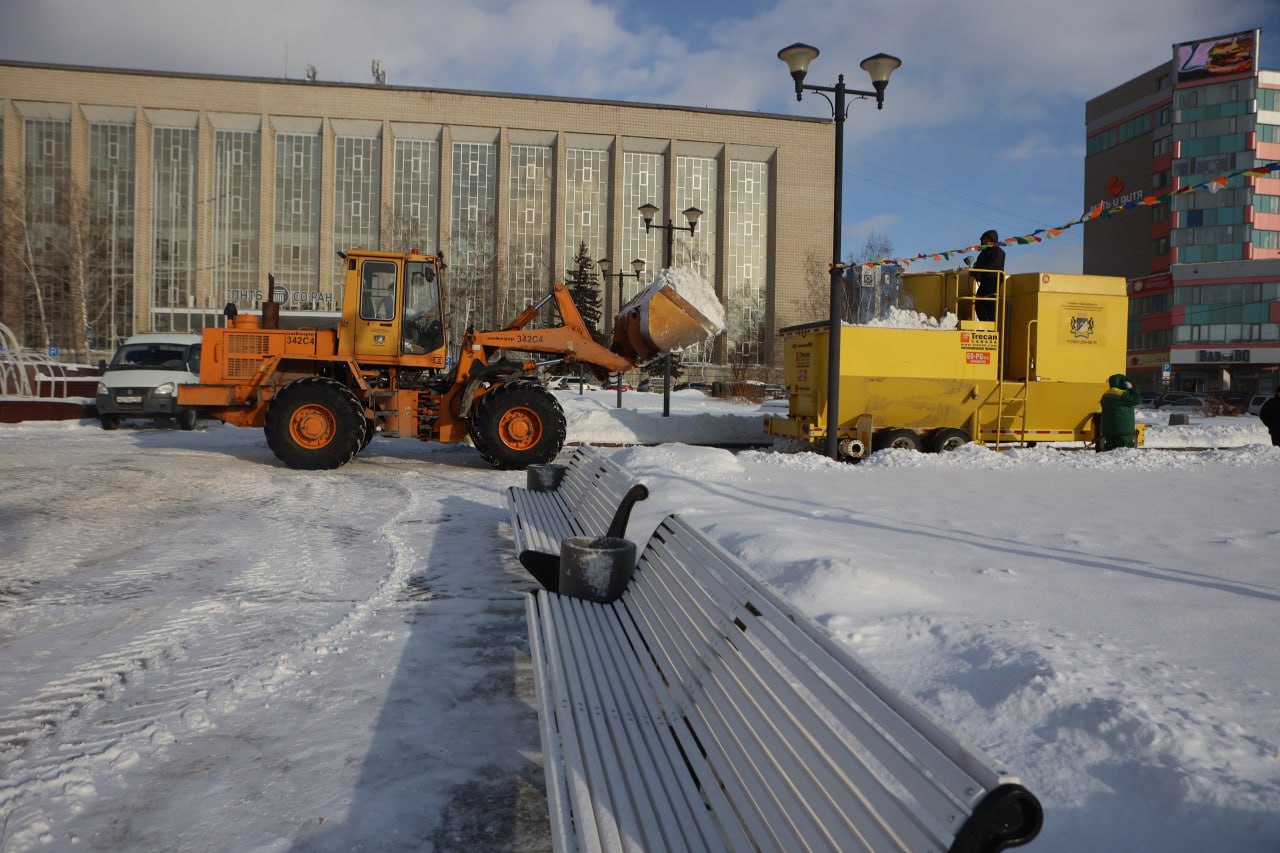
[360,417,376,451]
[265,377,365,470]
[471,380,566,469]
[873,428,922,453]
[926,427,971,453]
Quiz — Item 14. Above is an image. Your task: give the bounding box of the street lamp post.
[777,43,900,460]
[639,203,703,417]
[598,257,646,409]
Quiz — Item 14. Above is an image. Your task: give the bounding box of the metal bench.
[505,445,649,588]
[526,513,1043,852]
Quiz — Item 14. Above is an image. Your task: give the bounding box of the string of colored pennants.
[844,160,1280,270]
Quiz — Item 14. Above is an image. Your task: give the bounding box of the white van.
[96,333,203,430]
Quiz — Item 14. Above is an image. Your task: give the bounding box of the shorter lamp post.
[638,203,702,417]
[777,42,900,460]
[598,257,646,409]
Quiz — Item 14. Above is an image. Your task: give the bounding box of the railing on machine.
[0,322,75,399]
[958,273,1033,450]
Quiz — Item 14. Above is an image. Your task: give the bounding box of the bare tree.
[6,183,101,359]
[383,202,436,255]
[442,211,501,351]
[798,249,833,323]
[800,231,898,326]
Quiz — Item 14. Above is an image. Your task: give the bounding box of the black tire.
[100,414,119,431]
[177,408,199,431]
[926,427,971,453]
[359,418,376,451]
[264,377,366,470]
[470,380,567,469]
[872,427,922,452]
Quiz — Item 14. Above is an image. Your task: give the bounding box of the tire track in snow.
[0,465,434,851]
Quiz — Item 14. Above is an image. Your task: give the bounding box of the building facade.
[1084,29,1280,396]
[0,61,835,370]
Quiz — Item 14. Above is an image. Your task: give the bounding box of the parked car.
[1152,391,1198,408]
[1216,390,1252,413]
[674,382,713,395]
[636,378,666,393]
[96,333,203,430]
[1246,394,1270,416]
[603,381,633,392]
[1161,396,1211,416]
[546,375,596,392]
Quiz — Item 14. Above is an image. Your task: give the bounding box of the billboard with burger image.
[1174,30,1258,83]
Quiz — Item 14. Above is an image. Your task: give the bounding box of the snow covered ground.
[1,390,1278,851]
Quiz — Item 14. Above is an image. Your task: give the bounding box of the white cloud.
[844,213,901,245]
[4,0,1273,119]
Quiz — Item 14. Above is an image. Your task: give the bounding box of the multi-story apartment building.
[1084,29,1280,396]
[0,60,835,370]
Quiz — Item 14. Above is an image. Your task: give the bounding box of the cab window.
[403,261,444,353]
[360,261,398,320]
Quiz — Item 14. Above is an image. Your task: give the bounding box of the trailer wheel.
[265,377,365,470]
[470,380,566,469]
[926,427,971,453]
[872,428,922,452]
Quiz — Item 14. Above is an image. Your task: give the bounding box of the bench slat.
[637,529,965,843]
[547,598,638,850]
[531,591,742,852]
[646,520,1010,829]
[623,545,929,851]
[525,594,579,850]
[663,519,1012,799]
[525,491,1042,853]
[610,597,762,852]
[568,597,725,852]
[507,446,646,564]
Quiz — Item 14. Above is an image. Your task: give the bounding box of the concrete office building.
[0,60,835,370]
[1084,29,1280,397]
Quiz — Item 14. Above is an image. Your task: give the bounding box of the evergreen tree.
[566,241,606,346]
[640,352,686,383]
[548,242,608,379]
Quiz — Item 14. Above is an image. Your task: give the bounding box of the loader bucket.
[612,281,722,363]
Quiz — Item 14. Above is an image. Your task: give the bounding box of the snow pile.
[631,267,726,338]
[3,407,1280,851]
[854,307,960,329]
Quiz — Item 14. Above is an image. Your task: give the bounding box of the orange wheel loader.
[177,249,719,470]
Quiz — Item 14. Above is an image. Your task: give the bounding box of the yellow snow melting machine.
[765,270,1138,458]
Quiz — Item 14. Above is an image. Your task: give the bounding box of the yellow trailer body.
[765,271,1137,456]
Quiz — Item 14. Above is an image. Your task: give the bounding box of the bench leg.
[519,549,560,592]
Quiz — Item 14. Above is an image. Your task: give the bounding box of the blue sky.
[2,0,1279,274]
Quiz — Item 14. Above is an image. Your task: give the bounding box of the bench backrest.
[557,446,644,537]
[618,514,1039,852]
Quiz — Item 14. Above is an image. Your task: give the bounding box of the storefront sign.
[227,288,335,311]
[1197,349,1250,363]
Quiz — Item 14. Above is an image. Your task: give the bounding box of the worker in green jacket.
[1099,373,1142,450]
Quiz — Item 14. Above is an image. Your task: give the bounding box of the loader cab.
[402,260,444,356]
[354,259,399,357]
[342,250,447,368]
